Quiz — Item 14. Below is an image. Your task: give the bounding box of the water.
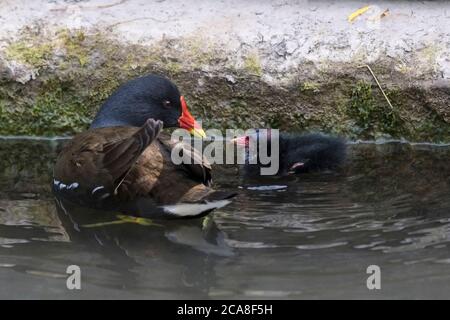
[1,137,450,299]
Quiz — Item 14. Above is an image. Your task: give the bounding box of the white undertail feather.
[161,200,231,217]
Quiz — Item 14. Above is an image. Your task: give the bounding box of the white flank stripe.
[67,182,79,190]
[54,179,79,191]
[91,186,105,194]
[98,193,110,200]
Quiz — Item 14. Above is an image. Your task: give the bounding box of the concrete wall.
[0,0,449,141]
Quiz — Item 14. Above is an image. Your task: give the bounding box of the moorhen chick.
[233,129,346,176]
[53,74,235,219]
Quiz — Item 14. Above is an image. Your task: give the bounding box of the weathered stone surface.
[0,0,449,141]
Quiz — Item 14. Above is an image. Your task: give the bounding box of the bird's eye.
[162,100,172,108]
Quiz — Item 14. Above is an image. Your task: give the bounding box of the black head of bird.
[90,74,205,138]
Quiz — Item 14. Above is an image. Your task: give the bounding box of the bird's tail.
[161,191,237,219]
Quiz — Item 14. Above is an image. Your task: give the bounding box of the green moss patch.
[0,29,449,142]
[345,81,408,139]
[244,53,262,76]
[6,42,53,68]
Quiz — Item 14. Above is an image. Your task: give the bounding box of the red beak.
[231,136,249,146]
[178,96,206,138]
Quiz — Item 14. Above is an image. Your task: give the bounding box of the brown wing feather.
[158,132,212,186]
[115,140,211,204]
[101,119,163,187]
[54,119,163,193]
[54,121,225,210]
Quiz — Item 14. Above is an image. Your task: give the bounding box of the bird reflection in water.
[54,196,234,297]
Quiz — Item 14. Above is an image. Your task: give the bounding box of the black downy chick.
[233,129,347,176]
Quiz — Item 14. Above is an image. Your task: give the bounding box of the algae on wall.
[0,29,449,142]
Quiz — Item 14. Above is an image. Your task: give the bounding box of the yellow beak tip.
[190,128,207,139]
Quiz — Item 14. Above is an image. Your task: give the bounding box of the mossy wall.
[0,27,449,142]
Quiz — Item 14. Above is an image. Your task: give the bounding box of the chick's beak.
[178,96,206,139]
[231,136,249,146]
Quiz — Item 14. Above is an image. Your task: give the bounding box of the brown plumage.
[53,75,235,219]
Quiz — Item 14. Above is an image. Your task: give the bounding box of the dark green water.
[1,138,450,299]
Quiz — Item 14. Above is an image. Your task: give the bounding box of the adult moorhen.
[233,129,346,176]
[53,74,235,219]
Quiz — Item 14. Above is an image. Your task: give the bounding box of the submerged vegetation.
[0,29,449,141]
